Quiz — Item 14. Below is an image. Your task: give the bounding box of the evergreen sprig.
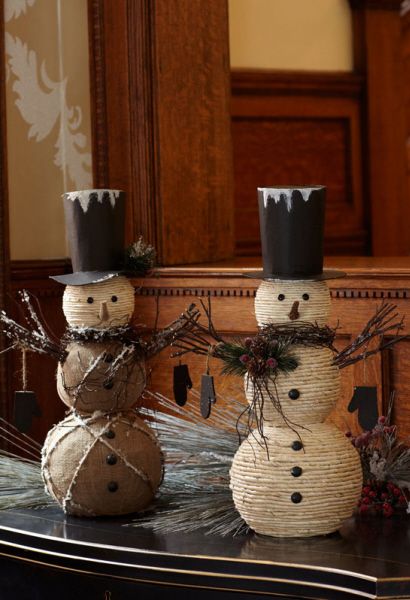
[212,336,298,379]
[124,236,156,276]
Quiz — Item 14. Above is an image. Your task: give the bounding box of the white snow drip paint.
[259,187,322,211]
[65,189,121,213]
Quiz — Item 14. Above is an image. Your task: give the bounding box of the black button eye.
[291,492,303,503]
[278,294,285,301]
[302,293,309,301]
[111,295,118,303]
[87,297,94,304]
[291,440,303,451]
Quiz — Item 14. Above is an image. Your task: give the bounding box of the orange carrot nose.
[289,301,300,321]
[99,301,109,321]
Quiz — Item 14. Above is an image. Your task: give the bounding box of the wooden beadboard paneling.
[231,70,367,257]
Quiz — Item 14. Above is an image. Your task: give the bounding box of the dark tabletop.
[0,507,409,599]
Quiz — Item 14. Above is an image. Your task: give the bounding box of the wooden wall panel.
[88,0,234,265]
[10,258,410,444]
[350,0,410,256]
[231,71,367,257]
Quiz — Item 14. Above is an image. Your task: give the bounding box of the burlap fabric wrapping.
[230,279,362,537]
[42,411,163,517]
[57,342,146,413]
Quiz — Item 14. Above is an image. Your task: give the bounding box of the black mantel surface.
[0,507,409,600]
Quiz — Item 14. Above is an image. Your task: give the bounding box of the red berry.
[266,357,278,369]
[359,505,369,514]
[378,416,386,424]
[393,488,401,497]
[362,486,371,495]
[369,491,377,499]
[345,431,352,438]
[362,497,371,504]
[383,505,394,517]
[239,354,250,364]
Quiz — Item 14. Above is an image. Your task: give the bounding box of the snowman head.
[254,280,331,327]
[62,276,135,329]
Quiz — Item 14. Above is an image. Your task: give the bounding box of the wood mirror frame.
[0,0,11,419]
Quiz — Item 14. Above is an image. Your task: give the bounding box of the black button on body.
[291,440,303,451]
[103,380,114,390]
[288,389,300,400]
[291,466,303,477]
[291,492,302,503]
[278,294,285,301]
[104,429,115,439]
[302,293,309,301]
[106,454,117,465]
[107,481,118,492]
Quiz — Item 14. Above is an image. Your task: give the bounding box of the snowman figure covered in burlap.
[229,187,363,537]
[2,189,197,517]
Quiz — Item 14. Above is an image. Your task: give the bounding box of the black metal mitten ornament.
[200,374,216,418]
[14,391,41,433]
[173,363,192,406]
[348,386,379,431]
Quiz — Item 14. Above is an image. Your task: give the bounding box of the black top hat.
[51,189,125,286]
[247,186,345,281]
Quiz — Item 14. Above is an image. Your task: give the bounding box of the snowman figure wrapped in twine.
[173,186,405,538]
[0,189,199,517]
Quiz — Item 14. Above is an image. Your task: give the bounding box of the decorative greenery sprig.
[124,236,156,276]
[347,400,410,517]
[212,336,298,379]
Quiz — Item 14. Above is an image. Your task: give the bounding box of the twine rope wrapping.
[21,347,27,391]
[230,423,363,537]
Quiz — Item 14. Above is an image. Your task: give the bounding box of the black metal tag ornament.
[200,374,216,419]
[14,348,41,433]
[348,386,379,431]
[173,363,192,406]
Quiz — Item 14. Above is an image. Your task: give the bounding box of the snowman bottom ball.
[230,423,362,537]
[42,411,163,517]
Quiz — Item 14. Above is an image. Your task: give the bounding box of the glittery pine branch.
[144,303,201,359]
[0,291,67,361]
[334,303,406,369]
